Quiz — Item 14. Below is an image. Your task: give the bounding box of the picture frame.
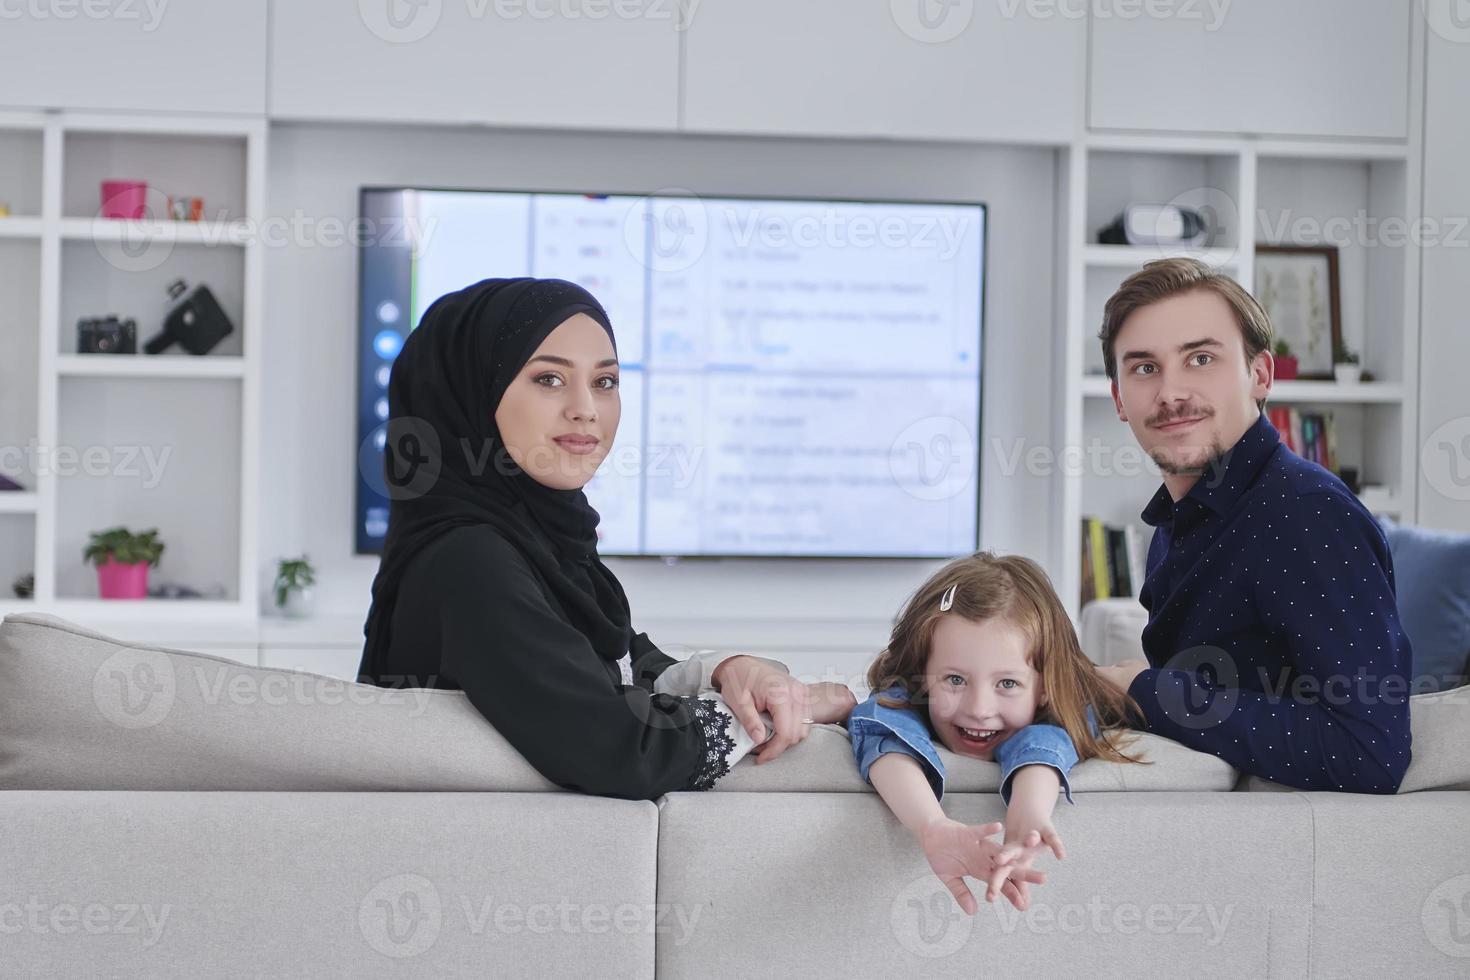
[1253,244,1342,380]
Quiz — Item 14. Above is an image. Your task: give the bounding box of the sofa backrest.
[3,611,1461,795]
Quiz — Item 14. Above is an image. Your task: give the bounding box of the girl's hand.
[918,817,1047,916]
[987,815,1067,910]
[805,682,857,725]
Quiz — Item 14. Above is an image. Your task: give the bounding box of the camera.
[77,315,138,354]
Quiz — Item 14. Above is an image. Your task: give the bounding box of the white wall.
[263,122,1061,645]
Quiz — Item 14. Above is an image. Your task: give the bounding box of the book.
[1081,517,1147,607]
[1088,517,1111,601]
[1107,527,1133,598]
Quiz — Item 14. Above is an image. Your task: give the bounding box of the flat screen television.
[356,187,985,558]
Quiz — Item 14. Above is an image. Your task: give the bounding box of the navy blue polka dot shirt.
[1125,412,1413,794]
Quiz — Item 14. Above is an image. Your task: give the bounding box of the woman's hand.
[711,655,811,763]
[919,817,1048,916]
[805,681,857,725]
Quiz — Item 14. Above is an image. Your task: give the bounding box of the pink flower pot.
[100,180,148,220]
[97,559,149,599]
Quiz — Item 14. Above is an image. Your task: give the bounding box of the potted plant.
[84,527,163,599]
[1333,340,1362,384]
[1273,338,1299,380]
[272,555,317,618]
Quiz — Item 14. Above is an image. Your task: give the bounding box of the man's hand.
[1096,658,1149,695]
[711,655,811,764]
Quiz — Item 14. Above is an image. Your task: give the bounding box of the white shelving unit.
[0,110,264,627]
[1057,131,1422,618]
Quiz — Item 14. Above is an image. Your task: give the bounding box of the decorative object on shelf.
[1097,204,1208,247]
[1254,244,1341,379]
[11,572,32,599]
[144,279,234,356]
[1272,338,1299,380]
[76,315,138,354]
[167,194,204,222]
[0,202,10,218]
[148,581,228,600]
[272,555,317,619]
[1333,340,1362,384]
[100,180,148,219]
[84,526,164,600]
[0,473,24,491]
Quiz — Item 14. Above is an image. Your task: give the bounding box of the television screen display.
[356,188,985,558]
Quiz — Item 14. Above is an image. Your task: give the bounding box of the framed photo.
[1253,244,1342,379]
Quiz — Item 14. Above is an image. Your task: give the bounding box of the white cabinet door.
[0,0,267,114]
[1089,0,1411,139]
[1418,22,1470,533]
[269,1,680,131]
[682,0,1082,143]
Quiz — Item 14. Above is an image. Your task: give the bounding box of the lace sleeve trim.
[683,696,737,791]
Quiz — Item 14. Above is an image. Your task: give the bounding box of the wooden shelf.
[59,217,249,246]
[0,217,44,239]
[56,354,245,379]
[1079,376,1404,404]
[1084,244,1242,269]
[24,598,256,625]
[0,492,39,515]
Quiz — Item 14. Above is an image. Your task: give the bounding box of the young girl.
[847,552,1149,914]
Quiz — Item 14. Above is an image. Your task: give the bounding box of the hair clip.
[939,583,957,612]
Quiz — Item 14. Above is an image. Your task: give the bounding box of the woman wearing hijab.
[359,277,854,800]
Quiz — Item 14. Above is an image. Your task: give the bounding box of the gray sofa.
[3,611,1469,978]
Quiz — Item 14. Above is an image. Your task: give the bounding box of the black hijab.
[360,277,634,678]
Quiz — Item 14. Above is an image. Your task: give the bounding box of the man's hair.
[1098,258,1275,409]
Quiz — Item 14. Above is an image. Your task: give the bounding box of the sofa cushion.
[1378,518,1470,691]
[0,613,557,792]
[1,612,1245,795]
[1078,597,1149,666]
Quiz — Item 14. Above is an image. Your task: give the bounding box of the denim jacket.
[848,686,1099,805]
